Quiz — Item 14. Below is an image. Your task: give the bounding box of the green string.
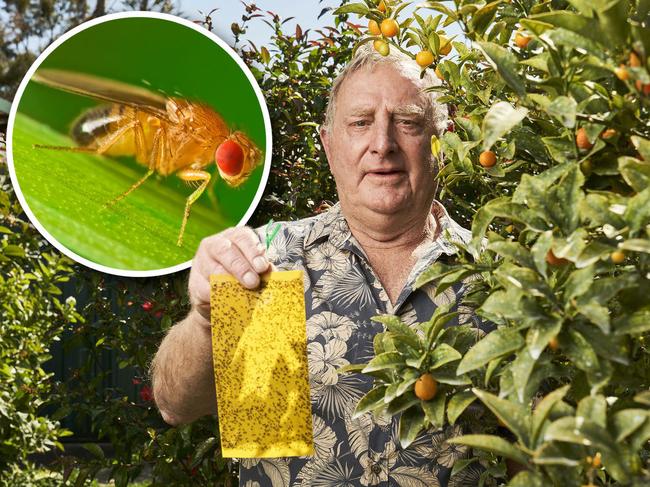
[265,219,281,250]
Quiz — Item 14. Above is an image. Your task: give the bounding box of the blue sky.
[174,1,463,51]
[176,1,342,47]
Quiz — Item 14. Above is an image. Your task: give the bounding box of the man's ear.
[320,126,332,169]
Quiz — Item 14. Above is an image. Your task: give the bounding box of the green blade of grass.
[11,113,249,272]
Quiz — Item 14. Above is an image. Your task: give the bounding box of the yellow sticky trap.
[210,270,314,458]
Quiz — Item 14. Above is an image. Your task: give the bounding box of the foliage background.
[2,0,650,486]
[0,1,349,485]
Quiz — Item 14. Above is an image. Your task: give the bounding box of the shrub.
[337,1,650,485]
[0,133,79,486]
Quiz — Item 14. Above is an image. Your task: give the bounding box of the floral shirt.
[241,201,488,487]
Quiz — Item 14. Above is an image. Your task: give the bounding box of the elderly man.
[152,44,487,486]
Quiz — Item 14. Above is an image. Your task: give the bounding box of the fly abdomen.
[71,104,124,147]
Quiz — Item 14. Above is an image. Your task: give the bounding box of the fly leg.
[176,169,211,247]
[103,119,155,207]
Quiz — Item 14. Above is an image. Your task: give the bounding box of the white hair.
[322,43,448,136]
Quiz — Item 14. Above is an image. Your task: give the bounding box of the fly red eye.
[215,139,244,176]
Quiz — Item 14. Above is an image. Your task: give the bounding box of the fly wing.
[32,69,169,119]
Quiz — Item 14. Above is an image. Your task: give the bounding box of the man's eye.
[398,119,417,126]
[352,120,369,127]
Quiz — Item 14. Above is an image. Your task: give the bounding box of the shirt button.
[371,464,382,475]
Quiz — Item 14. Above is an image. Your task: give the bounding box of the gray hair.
[322,43,448,135]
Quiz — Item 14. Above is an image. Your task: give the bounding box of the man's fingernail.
[253,256,268,272]
[243,272,258,288]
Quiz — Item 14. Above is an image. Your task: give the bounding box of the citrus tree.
[336,1,650,485]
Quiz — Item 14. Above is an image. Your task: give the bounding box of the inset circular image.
[7,12,271,276]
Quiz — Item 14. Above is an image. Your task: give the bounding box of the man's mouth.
[365,168,406,178]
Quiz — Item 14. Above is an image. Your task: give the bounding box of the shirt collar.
[303,200,472,256]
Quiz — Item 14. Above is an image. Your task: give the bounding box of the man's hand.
[188,227,271,325]
[152,226,271,426]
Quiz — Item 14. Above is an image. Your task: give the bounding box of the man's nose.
[369,117,397,156]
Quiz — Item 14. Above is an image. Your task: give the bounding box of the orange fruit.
[576,127,593,151]
[380,18,399,37]
[548,337,560,351]
[368,19,381,36]
[611,250,625,264]
[546,249,569,266]
[414,373,437,401]
[373,39,390,56]
[515,32,531,49]
[415,50,434,67]
[434,65,444,80]
[592,452,602,468]
[630,51,642,67]
[601,128,617,139]
[580,159,593,175]
[439,36,452,55]
[636,80,650,95]
[479,150,497,168]
[377,0,387,13]
[615,65,629,81]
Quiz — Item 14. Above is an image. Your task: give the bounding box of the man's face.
[321,63,438,220]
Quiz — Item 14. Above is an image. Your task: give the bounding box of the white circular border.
[6,11,273,278]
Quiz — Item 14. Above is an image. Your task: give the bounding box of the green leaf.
[481,101,528,151]
[510,348,538,403]
[625,187,650,234]
[576,395,607,428]
[399,406,426,449]
[447,391,477,425]
[577,302,610,333]
[475,42,527,97]
[631,136,650,161]
[471,1,500,35]
[333,3,370,15]
[363,352,404,373]
[546,96,577,128]
[395,369,421,397]
[337,363,366,375]
[457,327,524,375]
[421,393,446,429]
[542,416,628,480]
[620,239,650,254]
[618,156,650,193]
[82,442,105,459]
[430,344,462,369]
[473,389,531,446]
[353,386,387,418]
[526,318,562,359]
[192,437,219,467]
[528,11,602,44]
[487,240,535,269]
[373,315,422,349]
[596,0,629,44]
[387,392,420,415]
[507,471,546,487]
[614,306,650,335]
[531,385,571,447]
[612,409,648,442]
[494,263,553,299]
[448,434,530,465]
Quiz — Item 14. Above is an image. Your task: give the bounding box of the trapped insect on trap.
[209,221,313,458]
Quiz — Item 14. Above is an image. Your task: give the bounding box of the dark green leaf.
[447,391,477,425]
[399,406,426,449]
[449,434,530,465]
[476,42,527,97]
[457,327,524,375]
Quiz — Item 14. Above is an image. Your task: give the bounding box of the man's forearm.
[151,309,216,425]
